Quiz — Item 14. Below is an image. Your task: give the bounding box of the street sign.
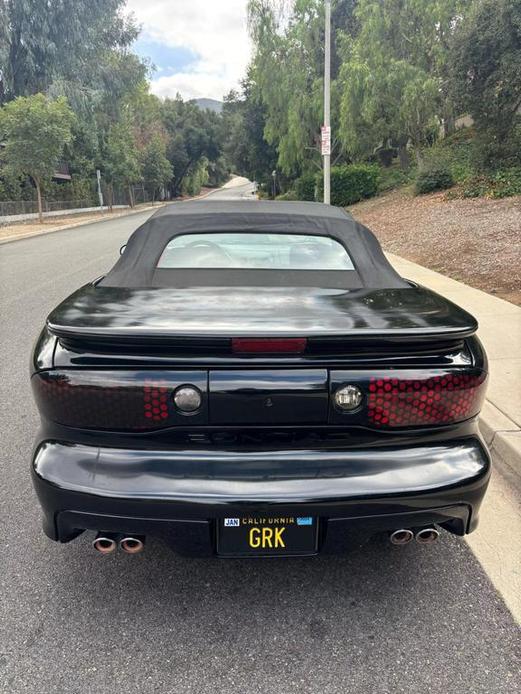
[321,125,331,156]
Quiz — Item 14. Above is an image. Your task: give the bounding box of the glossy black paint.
[30,268,491,555]
[46,283,478,340]
[32,438,489,551]
[209,369,328,425]
[32,327,56,371]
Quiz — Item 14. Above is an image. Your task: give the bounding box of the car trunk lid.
[47,283,478,343]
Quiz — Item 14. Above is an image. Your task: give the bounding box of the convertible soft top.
[100,200,408,289]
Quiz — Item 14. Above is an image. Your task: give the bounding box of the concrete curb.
[0,203,165,246]
[480,401,521,482]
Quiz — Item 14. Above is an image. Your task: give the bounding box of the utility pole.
[322,0,331,204]
[96,169,104,214]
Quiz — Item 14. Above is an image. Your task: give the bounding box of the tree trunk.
[34,177,43,223]
[414,147,424,169]
[398,143,410,170]
[128,185,134,208]
[443,114,456,138]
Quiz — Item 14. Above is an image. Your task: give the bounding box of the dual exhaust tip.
[93,533,145,555]
[94,527,438,553]
[390,527,440,546]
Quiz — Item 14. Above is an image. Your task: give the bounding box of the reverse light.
[334,384,363,411]
[173,386,202,413]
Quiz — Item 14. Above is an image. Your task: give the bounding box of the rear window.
[156,233,354,270]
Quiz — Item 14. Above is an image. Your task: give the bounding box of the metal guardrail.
[0,199,93,217]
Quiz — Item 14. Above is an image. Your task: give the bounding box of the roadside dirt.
[0,204,164,243]
[350,189,521,305]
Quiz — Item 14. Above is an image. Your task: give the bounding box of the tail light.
[367,372,487,428]
[31,370,207,431]
[332,369,487,428]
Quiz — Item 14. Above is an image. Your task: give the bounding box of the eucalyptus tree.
[0,0,138,105]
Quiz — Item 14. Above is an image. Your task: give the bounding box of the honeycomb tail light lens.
[366,371,487,428]
[31,371,205,431]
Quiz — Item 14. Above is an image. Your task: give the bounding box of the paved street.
[0,185,520,694]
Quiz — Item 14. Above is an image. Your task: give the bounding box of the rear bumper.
[32,437,491,554]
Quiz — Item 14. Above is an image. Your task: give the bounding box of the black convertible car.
[31,201,490,557]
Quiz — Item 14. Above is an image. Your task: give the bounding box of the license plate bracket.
[217,516,318,557]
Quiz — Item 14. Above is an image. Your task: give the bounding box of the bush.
[453,167,521,199]
[377,164,414,193]
[294,173,316,201]
[275,190,298,201]
[316,164,379,206]
[420,128,475,184]
[415,166,454,194]
[489,167,521,198]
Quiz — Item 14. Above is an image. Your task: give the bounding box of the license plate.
[217,516,318,557]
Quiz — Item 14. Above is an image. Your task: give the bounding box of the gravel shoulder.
[350,189,521,305]
[0,205,163,243]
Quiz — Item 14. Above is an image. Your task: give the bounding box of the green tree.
[141,135,173,201]
[449,0,521,168]
[103,121,141,208]
[222,77,278,188]
[162,97,225,196]
[338,0,466,167]
[0,94,75,221]
[247,0,359,178]
[0,0,138,104]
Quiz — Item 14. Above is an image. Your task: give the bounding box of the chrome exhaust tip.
[93,534,117,555]
[119,536,145,554]
[389,529,414,546]
[415,527,440,544]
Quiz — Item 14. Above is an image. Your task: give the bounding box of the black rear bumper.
[32,437,491,555]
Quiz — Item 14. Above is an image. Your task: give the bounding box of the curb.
[0,204,165,246]
[0,187,223,246]
[479,400,521,483]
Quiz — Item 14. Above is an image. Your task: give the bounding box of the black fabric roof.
[100,200,408,289]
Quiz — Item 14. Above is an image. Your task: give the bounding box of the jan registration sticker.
[297,517,313,526]
[224,518,240,527]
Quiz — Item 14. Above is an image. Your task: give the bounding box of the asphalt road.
[0,187,520,694]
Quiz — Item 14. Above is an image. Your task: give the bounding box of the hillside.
[191,98,223,114]
[350,189,521,306]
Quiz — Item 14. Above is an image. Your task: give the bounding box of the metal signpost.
[323,0,331,205]
[96,169,104,211]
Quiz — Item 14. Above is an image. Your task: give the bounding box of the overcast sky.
[127,0,252,101]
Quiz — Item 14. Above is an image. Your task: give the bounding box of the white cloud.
[126,0,251,100]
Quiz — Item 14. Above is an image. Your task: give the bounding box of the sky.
[127,0,252,102]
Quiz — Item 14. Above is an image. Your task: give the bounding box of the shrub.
[275,190,298,201]
[294,173,316,201]
[316,164,379,206]
[414,166,454,194]
[489,167,521,198]
[377,165,414,193]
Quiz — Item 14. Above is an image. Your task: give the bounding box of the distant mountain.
[191,98,223,114]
